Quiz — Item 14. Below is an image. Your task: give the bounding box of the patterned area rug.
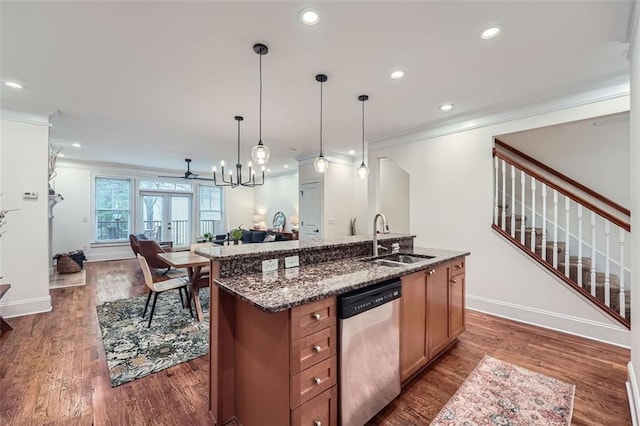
[431,356,575,425]
[96,290,209,387]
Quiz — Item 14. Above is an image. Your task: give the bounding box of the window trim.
[91,173,134,244]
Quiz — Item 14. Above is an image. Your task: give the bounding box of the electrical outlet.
[262,259,278,273]
[23,191,38,200]
[285,255,299,268]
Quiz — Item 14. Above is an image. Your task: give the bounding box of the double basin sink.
[361,253,435,268]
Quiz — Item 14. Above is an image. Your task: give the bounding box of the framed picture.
[272,211,286,231]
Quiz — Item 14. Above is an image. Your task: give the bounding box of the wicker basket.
[56,254,81,274]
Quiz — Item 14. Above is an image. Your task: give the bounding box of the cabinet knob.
[312,313,321,321]
[314,422,322,426]
[313,377,322,385]
[455,263,463,269]
[427,269,435,275]
[313,345,322,353]
[450,279,457,284]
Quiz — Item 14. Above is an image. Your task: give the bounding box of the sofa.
[241,230,287,244]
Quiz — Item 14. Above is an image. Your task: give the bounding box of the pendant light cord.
[320,81,324,155]
[361,99,365,163]
[259,52,263,142]
[237,118,241,164]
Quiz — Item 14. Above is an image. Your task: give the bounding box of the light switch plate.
[285,255,299,268]
[262,259,278,273]
[23,191,38,200]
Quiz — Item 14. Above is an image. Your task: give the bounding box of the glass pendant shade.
[356,162,369,179]
[251,141,270,165]
[314,154,329,173]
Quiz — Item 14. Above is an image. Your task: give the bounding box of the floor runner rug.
[431,355,575,425]
[96,290,209,386]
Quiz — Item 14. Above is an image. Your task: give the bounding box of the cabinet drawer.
[290,386,337,426]
[291,297,336,341]
[290,356,337,409]
[290,326,336,375]
[451,257,466,277]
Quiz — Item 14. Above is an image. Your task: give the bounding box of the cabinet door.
[449,270,465,339]
[427,264,450,359]
[400,271,428,382]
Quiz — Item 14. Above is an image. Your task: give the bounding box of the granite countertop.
[212,247,469,313]
[194,233,415,260]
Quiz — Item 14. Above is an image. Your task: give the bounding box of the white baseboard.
[467,294,630,348]
[629,362,640,426]
[0,295,52,318]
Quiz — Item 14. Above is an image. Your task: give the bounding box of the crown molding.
[369,73,630,150]
[0,108,52,126]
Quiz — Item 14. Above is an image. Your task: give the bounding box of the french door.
[139,192,192,247]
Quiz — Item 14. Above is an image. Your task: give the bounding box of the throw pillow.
[263,234,276,243]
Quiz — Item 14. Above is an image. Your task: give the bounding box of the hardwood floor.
[0,259,632,425]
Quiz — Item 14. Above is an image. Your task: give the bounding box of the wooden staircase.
[497,208,631,324]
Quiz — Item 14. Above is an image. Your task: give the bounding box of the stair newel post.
[510,165,516,237]
[604,220,611,307]
[530,177,536,252]
[541,184,547,260]
[590,212,597,297]
[564,196,570,277]
[577,205,583,288]
[552,189,559,268]
[520,170,526,245]
[619,229,625,317]
[494,157,499,225]
[501,160,507,231]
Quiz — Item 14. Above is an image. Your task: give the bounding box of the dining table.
[158,251,210,321]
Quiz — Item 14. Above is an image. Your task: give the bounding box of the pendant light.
[356,94,369,179]
[213,116,265,188]
[313,74,329,173]
[250,43,271,165]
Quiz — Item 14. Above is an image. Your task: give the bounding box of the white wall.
[379,158,410,234]
[500,113,630,207]
[370,95,630,347]
[629,6,640,417]
[253,171,298,231]
[0,114,52,318]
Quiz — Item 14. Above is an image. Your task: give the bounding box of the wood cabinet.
[399,257,467,383]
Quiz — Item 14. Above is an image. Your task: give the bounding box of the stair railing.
[492,139,631,327]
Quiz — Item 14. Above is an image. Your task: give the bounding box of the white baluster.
[564,196,570,277]
[553,190,558,268]
[494,157,499,225]
[619,229,625,317]
[577,205,583,288]
[511,165,516,238]
[541,184,547,260]
[530,177,536,251]
[590,213,596,297]
[604,220,610,307]
[521,171,526,245]
[501,160,506,231]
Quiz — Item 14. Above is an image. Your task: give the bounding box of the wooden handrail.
[493,150,630,232]
[495,139,630,217]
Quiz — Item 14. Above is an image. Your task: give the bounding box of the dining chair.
[137,254,193,327]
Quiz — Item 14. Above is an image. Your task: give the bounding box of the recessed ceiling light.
[72,142,82,148]
[4,81,24,89]
[299,8,319,25]
[58,153,65,157]
[390,70,405,80]
[349,149,356,155]
[481,27,501,40]
[284,164,289,169]
[439,103,454,112]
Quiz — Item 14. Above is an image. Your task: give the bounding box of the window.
[95,177,131,241]
[199,186,223,236]
[139,180,192,191]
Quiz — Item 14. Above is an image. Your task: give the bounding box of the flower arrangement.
[230,226,243,241]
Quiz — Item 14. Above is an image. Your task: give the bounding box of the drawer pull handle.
[451,279,457,284]
[314,422,322,426]
[312,313,321,321]
[313,377,322,385]
[455,264,463,269]
[313,345,322,353]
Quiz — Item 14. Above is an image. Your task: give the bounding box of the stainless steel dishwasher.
[339,279,402,426]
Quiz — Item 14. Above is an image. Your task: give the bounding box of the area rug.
[431,356,575,425]
[96,290,209,387]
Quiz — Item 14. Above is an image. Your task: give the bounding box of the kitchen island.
[196,235,469,425]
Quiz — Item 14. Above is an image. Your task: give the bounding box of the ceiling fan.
[158,158,214,181]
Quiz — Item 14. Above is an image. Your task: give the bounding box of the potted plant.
[230,226,243,245]
[203,232,214,243]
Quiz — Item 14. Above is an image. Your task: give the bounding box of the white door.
[140,192,192,247]
[300,180,323,240]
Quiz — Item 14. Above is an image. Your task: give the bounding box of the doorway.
[299,179,323,240]
[139,192,192,247]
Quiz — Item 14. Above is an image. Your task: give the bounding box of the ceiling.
[0,1,633,175]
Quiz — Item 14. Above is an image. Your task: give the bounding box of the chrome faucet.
[372,213,390,257]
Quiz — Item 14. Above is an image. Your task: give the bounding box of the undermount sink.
[361,253,435,267]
